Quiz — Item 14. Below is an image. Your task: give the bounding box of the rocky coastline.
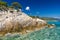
[0,10,49,36]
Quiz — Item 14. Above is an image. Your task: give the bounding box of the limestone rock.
[0,11,46,32]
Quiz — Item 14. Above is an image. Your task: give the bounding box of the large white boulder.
[0,11,46,31]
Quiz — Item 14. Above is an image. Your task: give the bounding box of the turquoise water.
[47,21,60,27]
[0,21,60,40]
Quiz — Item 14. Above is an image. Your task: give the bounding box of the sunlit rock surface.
[0,11,46,33]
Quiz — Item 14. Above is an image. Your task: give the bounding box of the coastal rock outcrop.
[0,10,46,33]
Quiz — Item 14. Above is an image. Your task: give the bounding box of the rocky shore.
[0,10,47,35]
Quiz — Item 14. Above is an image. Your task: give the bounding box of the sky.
[2,0,60,18]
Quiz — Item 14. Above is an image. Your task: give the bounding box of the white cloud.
[25,6,30,10]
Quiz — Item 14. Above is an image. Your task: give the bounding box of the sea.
[0,20,60,40]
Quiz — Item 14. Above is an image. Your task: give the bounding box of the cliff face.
[0,11,46,33]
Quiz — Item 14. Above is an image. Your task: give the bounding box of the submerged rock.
[48,24,55,28]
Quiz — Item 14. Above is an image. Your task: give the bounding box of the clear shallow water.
[0,21,60,40]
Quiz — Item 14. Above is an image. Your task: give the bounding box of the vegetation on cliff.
[0,0,22,11]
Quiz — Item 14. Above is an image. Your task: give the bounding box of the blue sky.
[3,0,60,18]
